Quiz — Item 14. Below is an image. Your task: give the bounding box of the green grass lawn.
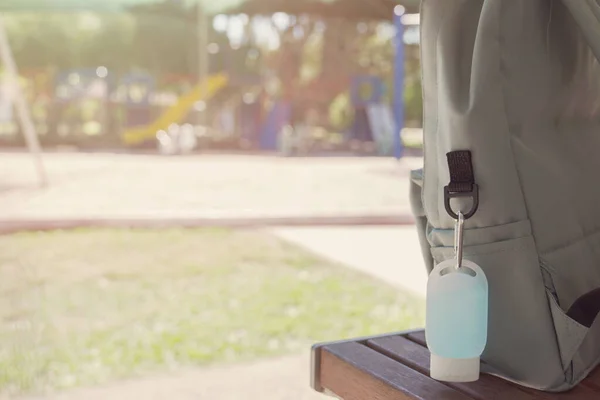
[0,228,425,396]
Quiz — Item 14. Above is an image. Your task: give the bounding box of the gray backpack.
[412,0,600,391]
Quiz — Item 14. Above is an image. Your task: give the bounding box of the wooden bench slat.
[402,331,600,398]
[528,385,600,399]
[320,350,417,400]
[310,329,426,392]
[321,341,476,400]
[406,330,426,346]
[368,335,539,400]
[583,367,600,391]
[314,330,600,399]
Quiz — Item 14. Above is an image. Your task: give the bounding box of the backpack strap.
[444,150,479,220]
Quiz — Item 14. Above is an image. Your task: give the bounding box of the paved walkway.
[271,226,427,297]
[1,152,422,222]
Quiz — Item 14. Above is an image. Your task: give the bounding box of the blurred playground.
[0,1,427,399]
[0,0,422,158]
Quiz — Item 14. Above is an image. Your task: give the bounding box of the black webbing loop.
[444,150,479,220]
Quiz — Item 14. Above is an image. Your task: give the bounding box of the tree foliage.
[2,0,422,126]
[2,4,232,80]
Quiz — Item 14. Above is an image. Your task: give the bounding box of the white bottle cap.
[430,353,480,382]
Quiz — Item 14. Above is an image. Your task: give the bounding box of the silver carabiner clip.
[454,211,465,270]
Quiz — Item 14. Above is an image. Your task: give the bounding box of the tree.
[4,14,77,71]
[80,15,136,73]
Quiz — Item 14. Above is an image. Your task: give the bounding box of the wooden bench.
[311,329,600,399]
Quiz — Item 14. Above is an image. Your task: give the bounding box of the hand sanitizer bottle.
[426,258,488,382]
[425,212,488,382]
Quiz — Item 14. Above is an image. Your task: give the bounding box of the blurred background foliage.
[1,0,422,150]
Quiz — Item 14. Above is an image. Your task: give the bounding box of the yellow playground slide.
[122,73,229,145]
